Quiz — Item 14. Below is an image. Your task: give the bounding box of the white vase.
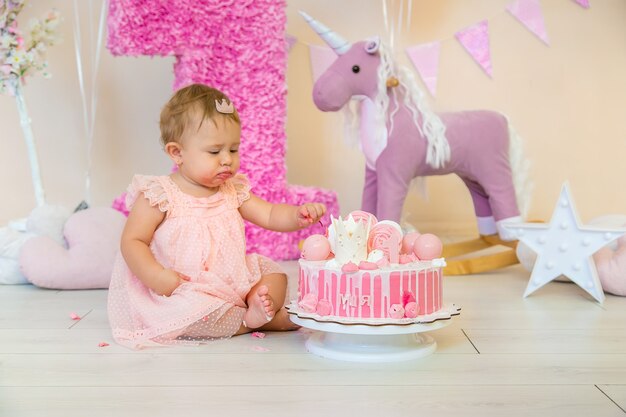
[14,79,46,207]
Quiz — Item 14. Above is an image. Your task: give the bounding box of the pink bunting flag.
[405,41,441,97]
[506,0,549,45]
[455,20,493,78]
[308,44,337,83]
[573,0,590,8]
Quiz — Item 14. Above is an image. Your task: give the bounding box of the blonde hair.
[159,83,240,146]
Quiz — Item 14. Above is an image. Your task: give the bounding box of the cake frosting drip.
[297,259,444,321]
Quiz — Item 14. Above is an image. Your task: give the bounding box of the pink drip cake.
[287,211,460,325]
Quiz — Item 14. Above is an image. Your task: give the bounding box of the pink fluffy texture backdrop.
[107,0,338,259]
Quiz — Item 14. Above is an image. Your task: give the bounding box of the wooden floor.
[1,261,625,417]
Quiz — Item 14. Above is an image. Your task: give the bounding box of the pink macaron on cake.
[289,211,460,325]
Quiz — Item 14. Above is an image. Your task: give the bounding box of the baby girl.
[107,84,326,348]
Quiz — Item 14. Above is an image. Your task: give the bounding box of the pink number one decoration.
[106,0,338,259]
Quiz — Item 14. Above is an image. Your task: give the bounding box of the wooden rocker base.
[442,234,519,275]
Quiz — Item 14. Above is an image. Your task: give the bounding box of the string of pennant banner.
[289,0,590,98]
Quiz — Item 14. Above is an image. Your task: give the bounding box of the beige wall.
[1,0,625,236]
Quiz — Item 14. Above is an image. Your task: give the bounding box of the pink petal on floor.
[70,312,81,320]
[98,342,109,347]
[251,332,266,339]
[251,346,270,352]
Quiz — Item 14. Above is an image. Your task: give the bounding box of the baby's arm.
[239,194,326,232]
[121,196,189,296]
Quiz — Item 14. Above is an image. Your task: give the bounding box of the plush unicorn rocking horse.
[301,12,532,274]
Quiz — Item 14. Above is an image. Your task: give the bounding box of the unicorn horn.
[299,11,351,55]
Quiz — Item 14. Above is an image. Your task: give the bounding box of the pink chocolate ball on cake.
[401,232,421,254]
[316,299,333,316]
[301,234,331,261]
[388,304,405,319]
[412,233,443,260]
[404,302,419,318]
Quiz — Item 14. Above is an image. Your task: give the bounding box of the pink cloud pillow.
[19,207,125,289]
[595,233,626,296]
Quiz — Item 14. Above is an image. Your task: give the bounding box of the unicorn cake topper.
[215,99,234,114]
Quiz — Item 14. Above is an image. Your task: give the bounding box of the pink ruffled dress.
[107,174,282,349]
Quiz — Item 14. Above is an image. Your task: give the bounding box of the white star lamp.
[505,183,626,304]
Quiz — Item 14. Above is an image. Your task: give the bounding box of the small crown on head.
[215,98,234,114]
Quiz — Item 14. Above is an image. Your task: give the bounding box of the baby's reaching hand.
[153,268,191,296]
[297,203,327,228]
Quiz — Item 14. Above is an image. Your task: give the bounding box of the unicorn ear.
[364,37,380,54]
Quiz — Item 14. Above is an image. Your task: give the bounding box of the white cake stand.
[290,315,452,363]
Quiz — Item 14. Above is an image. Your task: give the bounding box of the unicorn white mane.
[342,42,450,169]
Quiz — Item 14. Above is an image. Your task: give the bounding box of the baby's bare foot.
[243,285,275,329]
[260,307,300,332]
